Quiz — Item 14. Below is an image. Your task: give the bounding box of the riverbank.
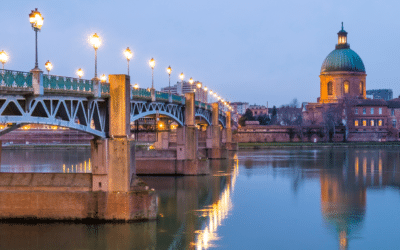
[239,141,400,149]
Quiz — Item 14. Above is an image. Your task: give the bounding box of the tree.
[239,108,255,126]
[277,99,302,126]
[270,106,278,125]
[257,114,271,125]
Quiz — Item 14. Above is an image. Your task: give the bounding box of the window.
[378,120,383,126]
[392,109,395,116]
[360,82,364,95]
[363,108,366,115]
[355,120,359,126]
[393,119,397,128]
[371,120,374,126]
[355,108,358,114]
[344,81,349,94]
[328,82,333,96]
[363,120,367,126]
[371,108,374,114]
[379,108,382,115]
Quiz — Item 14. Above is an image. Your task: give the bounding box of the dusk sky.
[1,0,400,107]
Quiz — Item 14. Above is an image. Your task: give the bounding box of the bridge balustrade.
[155,91,169,102]
[131,88,151,101]
[0,70,32,89]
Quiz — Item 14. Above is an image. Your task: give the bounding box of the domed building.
[319,23,367,103]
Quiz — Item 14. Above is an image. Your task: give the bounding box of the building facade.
[161,80,208,103]
[366,89,393,101]
[230,102,249,115]
[303,24,400,141]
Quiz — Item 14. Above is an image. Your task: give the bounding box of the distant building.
[161,80,208,103]
[248,104,269,117]
[230,102,249,115]
[366,89,393,101]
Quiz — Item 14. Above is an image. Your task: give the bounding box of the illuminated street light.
[0,50,9,71]
[77,68,83,79]
[29,8,44,69]
[44,60,52,75]
[89,33,101,79]
[133,83,139,89]
[149,58,155,89]
[179,72,184,81]
[196,82,202,89]
[167,65,172,95]
[189,77,193,85]
[100,74,107,82]
[124,47,133,75]
[204,86,208,91]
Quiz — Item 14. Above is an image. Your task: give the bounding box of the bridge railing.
[0,70,32,89]
[43,75,93,93]
[155,91,169,102]
[131,88,152,101]
[171,94,184,104]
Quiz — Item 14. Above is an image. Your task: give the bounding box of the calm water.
[1,147,400,249]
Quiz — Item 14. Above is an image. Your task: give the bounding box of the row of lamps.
[4,8,234,111]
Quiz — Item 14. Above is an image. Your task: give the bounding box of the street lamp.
[167,65,172,94]
[77,68,83,79]
[45,60,52,75]
[196,82,202,89]
[0,50,8,71]
[29,8,44,69]
[149,58,155,89]
[124,47,133,75]
[100,74,107,83]
[189,77,193,85]
[133,83,139,89]
[89,33,101,79]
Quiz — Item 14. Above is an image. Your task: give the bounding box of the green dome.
[321,48,365,73]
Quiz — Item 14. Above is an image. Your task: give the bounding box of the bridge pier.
[208,103,228,159]
[90,74,157,220]
[224,111,238,151]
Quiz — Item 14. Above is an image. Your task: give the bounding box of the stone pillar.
[30,68,43,95]
[224,111,237,151]
[108,74,134,192]
[226,111,232,143]
[209,102,226,159]
[154,131,169,150]
[177,93,197,160]
[175,92,208,175]
[91,138,109,192]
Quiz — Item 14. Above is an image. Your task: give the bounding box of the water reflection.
[1,148,91,173]
[193,158,239,249]
[240,148,400,249]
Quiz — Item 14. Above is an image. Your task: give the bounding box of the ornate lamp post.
[149,58,155,89]
[77,68,83,79]
[45,60,52,76]
[29,8,44,69]
[167,66,172,94]
[89,33,101,79]
[0,50,8,71]
[124,47,133,75]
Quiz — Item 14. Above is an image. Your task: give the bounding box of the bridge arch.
[0,95,107,138]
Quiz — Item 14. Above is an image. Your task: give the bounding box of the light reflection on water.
[0,148,399,249]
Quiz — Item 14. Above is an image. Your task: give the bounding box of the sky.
[1,0,400,107]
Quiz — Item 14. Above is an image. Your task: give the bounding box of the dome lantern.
[336,22,350,49]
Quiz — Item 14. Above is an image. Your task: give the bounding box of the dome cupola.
[321,23,365,73]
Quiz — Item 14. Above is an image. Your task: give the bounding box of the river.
[0,147,399,249]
